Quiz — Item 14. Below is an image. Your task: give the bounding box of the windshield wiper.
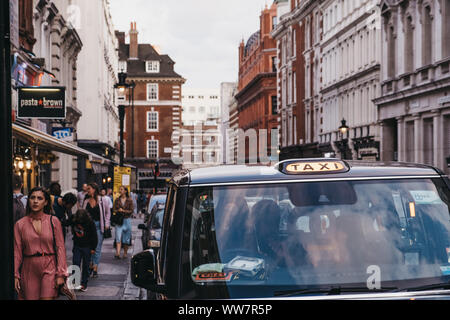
[274,286,397,297]
[397,282,450,292]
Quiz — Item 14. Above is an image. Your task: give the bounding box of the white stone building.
[374,0,450,174]
[32,0,83,190]
[73,0,120,186]
[320,0,382,160]
[181,88,221,126]
[180,88,221,168]
[219,82,237,164]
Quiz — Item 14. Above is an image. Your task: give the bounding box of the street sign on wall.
[17,87,66,119]
[52,127,74,142]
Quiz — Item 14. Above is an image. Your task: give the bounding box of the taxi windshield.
[182,178,450,298]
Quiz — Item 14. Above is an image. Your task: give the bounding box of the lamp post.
[114,72,134,167]
[0,0,14,299]
[338,118,349,140]
[338,118,350,160]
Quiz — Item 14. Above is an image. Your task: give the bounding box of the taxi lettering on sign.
[281,160,348,174]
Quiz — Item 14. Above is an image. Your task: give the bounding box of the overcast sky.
[108,0,271,90]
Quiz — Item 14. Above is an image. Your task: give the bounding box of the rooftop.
[173,159,443,186]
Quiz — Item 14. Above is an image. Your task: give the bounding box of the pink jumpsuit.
[14,213,68,300]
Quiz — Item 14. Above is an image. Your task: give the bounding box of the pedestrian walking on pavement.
[77,183,88,209]
[14,187,68,300]
[12,174,27,224]
[68,209,98,292]
[101,188,113,209]
[113,186,134,259]
[131,190,138,218]
[82,182,111,278]
[52,192,77,241]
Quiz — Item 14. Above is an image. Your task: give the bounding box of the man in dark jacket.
[53,192,77,240]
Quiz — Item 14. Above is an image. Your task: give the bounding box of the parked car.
[131,159,450,300]
[139,201,165,251]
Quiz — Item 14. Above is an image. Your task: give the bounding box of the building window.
[272,16,277,30]
[272,56,277,72]
[147,83,158,101]
[147,111,159,131]
[422,6,433,66]
[271,96,277,115]
[189,106,196,112]
[387,25,396,78]
[147,140,159,159]
[443,0,450,57]
[404,16,414,73]
[146,61,160,73]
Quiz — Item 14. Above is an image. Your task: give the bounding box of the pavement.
[59,216,147,300]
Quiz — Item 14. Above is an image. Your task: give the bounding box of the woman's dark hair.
[73,209,92,225]
[26,187,52,215]
[87,182,100,201]
[62,192,77,206]
[48,182,62,197]
[120,185,129,198]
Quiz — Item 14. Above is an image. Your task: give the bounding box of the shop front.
[12,123,110,194]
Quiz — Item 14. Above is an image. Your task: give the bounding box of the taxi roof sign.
[278,159,349,175]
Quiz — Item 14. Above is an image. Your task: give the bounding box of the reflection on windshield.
[183,179,450,296]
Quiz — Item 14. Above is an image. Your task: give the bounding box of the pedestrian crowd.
[11,174,152,300]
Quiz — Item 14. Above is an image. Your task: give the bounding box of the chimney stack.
[129,22,139,59]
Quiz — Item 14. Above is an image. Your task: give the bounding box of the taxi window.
[181,178,450,298]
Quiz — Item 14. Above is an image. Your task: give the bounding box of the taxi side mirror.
[138,224,146,230]
[131,249,157,290]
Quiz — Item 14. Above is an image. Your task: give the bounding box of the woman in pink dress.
[14,187,68,300]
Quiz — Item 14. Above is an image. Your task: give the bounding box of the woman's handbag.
[103,227,112,239]
[111,211,124,226]
[50,216,77,300]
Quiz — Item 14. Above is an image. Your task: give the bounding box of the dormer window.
[146,60,160,73]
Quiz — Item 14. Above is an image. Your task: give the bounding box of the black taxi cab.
[131,159,450,299]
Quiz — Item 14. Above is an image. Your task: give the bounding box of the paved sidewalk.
[60,217,146,300]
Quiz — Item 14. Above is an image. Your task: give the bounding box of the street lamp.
[114,72,135,167]
[338,118,349,139]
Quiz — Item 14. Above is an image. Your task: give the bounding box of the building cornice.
[235,72,276,100]
[126,77,186,84]
[321,64,381,94]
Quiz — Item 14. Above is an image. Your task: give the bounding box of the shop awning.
[12,123,112,164]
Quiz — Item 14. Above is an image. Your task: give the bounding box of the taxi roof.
[172,159,443,187]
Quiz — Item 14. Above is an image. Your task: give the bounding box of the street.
[60,216,146,300]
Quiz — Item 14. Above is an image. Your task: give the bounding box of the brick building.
[235,3,279,164]
[117,22,185,191]
[272,0,307,160]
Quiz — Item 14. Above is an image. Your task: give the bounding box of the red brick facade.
[117,23,185,190]
[235,4,278,163]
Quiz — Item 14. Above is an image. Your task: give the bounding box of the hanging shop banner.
[113,166,132,202]
[18,86,66,119]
